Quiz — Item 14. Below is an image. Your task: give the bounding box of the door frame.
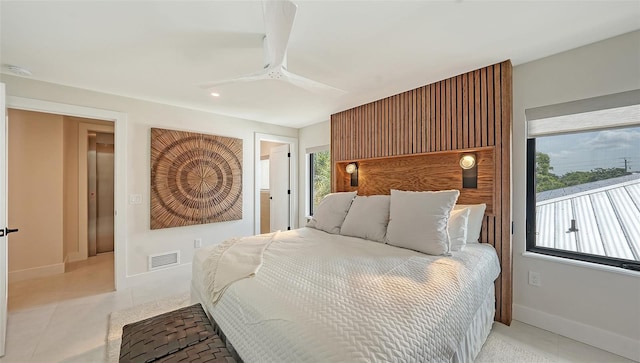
[6,96,127,290]
[254,133,298,235]
[1,83,8,356]
[76,123,115,261]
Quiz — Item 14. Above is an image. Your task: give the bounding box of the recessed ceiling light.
[5,64,33,77]
[210,92,220,97]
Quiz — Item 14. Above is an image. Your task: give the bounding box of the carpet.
[475,334,555,363]
[106,293,191,363]
[107,293,554,363]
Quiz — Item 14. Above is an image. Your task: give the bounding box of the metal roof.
[535,174,640,261]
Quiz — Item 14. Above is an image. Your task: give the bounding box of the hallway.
[9,253,114,312]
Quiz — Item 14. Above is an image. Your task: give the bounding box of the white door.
[0,83,8,356]
[269,144,290,232]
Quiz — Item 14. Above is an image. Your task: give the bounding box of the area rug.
[107,293,553,363]
[106,293,191,363]
[475,334,554,363]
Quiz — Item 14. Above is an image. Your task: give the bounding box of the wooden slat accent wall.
[330,60,512,325]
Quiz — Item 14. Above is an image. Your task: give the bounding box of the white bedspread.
[192,227,501,363]
[200,232,276,304]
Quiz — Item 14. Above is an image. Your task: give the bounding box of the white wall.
[297,121,330,227]
[512,30,640,360]
[2,75,298,286]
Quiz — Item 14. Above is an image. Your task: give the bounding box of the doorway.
[88,132,115,256]
[6,110,115,287]
[6,96,126,290]
[259,141,287,233]
[254,133,298,235]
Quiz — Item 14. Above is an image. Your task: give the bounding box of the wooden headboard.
[331,60,512,325]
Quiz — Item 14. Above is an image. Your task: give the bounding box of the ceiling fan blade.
[200,1,347,96]
[280,68,347,97]
[263,0,297,68]
[200,69,269,90]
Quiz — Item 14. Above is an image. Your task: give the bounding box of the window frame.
[526,138,640,271]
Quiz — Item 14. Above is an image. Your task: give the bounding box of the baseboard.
[120,262,192,290]
[513,303,640,361]
[66,251,87,263]
[9,262,65,283]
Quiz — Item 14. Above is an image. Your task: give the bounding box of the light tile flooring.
[1,253,190,362]
[0,253,635,363]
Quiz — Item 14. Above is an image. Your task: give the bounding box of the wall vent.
[148,251,180,270]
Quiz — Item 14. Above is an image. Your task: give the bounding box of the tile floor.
[1,253,190,362]
[0,253,635,362]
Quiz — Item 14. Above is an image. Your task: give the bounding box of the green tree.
[559,171,592,187]
[536,152,563,192]
[588,167,629,181]
[536,152,631,193]
[312,151,331,210]
[536,152,554,175]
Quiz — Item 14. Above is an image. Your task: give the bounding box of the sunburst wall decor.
[150,128,243,229]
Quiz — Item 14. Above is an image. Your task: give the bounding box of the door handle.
[0,227,19,237]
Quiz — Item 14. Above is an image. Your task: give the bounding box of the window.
[526,91,640,270]
[308,148,331,216]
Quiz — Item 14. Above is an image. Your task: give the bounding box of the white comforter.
[192,227,500,363]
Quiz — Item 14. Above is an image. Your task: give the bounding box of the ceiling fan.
[202,0,346,96]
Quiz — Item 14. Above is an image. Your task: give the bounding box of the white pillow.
[306,192,357,234]
[454,203,486,243]
[340,195,390,243]
[448,207,470,251]
[386,189,460,255]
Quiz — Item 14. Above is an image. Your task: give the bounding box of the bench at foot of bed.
[119,303,236,363]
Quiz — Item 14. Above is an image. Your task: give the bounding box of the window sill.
[522,251,640,277]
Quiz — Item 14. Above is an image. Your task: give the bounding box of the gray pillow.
[306,192,357,234]
[340,195,390,243]
[449,207,470,251]
[386,189,460,255]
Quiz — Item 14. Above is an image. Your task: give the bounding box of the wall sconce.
[346,162,358,187]
[460,154,477,189]
[459,154,476,169]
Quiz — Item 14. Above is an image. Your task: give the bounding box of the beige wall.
[260,141,285,158]
[260,191,270,234]
[8,109,115,278]
[62,118,77,261]
[8,109,64,273]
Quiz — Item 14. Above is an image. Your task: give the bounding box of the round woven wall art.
[150,128,242,229]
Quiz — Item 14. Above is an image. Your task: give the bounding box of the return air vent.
[148,251,180,270]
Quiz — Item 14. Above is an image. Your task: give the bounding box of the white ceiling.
[1,1,639,128]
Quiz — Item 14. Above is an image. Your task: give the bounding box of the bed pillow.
[448,207,470,251]
[340,195,390,243]
[306,191,357,234]
[454,203,486,243]
[386,189,460,255]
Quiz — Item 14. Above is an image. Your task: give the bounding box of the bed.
[191,191,500,363]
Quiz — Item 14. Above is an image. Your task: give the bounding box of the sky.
[536,126,640,177]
